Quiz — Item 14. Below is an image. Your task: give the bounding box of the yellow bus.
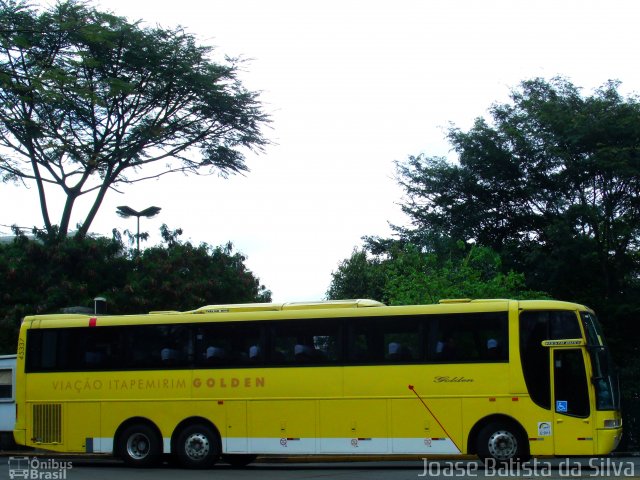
[14,298,622,468]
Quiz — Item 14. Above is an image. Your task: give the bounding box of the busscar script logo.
[433,376,474,383]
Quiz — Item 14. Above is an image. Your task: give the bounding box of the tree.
[325,249,387,302]
[327,242,545,305]
[113,229,271,312]
[383,243,545,305]
[0,0,269,239]
[395,77,640,311]
[0,231,129,352]
[0,226,271,353]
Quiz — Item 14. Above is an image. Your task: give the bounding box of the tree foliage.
[395,78,640,314]
[327,241,545,305]
[0,227,271,353]
[112,234,271,313]
[0,231,128,351]
[325,249,387,302]
[0,0,269,238]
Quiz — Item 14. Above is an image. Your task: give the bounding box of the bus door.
[549,346,595,455]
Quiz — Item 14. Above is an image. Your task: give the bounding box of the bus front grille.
[32,403,62,444]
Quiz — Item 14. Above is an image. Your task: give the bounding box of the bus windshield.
[580,311,620,411]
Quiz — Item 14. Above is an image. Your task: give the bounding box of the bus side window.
[521,310,582,341]
[383,317,421,362]
[81,327,123,370]
[125,324,191,368]
[270,320,339,365]
[195,323,263,367]
[85,350,105,367]
[347,321,381,363]
[129,326,159,367]
[550,311,582,339]
[161,347,180,365]
[160,326,190,367]
[387,342,413,361]
[30,329,72,371]
[520,312,551,409]
[431,312,507,363]
[205,346,226,362]
[294,344,314,363]
[435,334,458,361]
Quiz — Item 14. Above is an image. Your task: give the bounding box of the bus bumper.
[596,427,623,454]
[13,428,26,446]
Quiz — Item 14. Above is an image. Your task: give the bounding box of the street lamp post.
[116,205,162,253]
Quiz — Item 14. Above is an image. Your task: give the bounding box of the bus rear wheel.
[476,422,529,465]
[176,424,220,469]
[118,423,162,467]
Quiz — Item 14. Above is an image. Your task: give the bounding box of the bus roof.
[437,298,593,310]
[177,299,386,314]
[21,298,592,328]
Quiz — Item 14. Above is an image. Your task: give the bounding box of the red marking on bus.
[512,397,519,401]
[89,318,97,327]
[217,400,224,405]
[489,397,496,402]
[408,385,461,453]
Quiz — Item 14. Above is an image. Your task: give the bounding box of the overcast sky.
[2,1,640,302]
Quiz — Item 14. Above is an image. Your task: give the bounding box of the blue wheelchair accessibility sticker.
[556,400,568,413]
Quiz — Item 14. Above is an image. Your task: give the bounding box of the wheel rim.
[184,432,211,460]
[487,430,518,461]
[126,432,151,460]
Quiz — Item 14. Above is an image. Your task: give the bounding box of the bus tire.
[222,454,258,467]
[476,421,529,464]
[118,423,162,467]
[176,424,220,469]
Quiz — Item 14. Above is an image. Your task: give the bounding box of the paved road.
[1,456,639,480]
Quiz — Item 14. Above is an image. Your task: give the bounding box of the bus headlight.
[604,419,621,428]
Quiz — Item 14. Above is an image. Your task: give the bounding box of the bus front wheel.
[476,422,529,464]
[176,424,220,469]
[118,423,162,467]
